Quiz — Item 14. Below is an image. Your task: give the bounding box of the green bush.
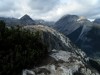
[0,21,48,75]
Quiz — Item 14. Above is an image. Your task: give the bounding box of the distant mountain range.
[35,19,55,26]
[0,14,35,26]
[0,14,55,26]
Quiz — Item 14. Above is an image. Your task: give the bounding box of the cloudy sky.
[0,0,100,21]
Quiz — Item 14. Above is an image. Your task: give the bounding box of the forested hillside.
[0,21,48,75]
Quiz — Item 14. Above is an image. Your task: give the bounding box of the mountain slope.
[22,25,100,75]
[85,26,100,56]
[54,15,100,69]
[54,15,94,55]
[93,18,100,24]
[54,15,80,35]
[54,15,92,37]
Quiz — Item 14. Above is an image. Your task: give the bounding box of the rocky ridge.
[22,25,99,75]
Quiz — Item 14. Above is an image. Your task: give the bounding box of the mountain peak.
[61,14,79,21]
[20,14,32,20]
[20,14,35,25]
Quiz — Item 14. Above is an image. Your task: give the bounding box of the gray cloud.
[29,0,59,13]
[0,0,15,12]
[0,0,100,21]
[49,0,100,21]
